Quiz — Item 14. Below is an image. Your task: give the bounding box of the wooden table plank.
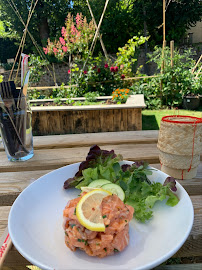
[0,170,52,206]
[0,143,160,172]
[0,163,201,206]
[0,159,200,207]
[1,195,201,267]
[0,131,159,152]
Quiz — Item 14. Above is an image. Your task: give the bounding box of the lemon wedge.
[76,189,111,232]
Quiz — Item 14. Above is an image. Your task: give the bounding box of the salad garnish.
[64,145,179,222]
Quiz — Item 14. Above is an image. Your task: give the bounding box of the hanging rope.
[6,0,57,85]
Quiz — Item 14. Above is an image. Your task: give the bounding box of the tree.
[0,0,201,55]
[0,0,74,47]
[74,0,202,51]
[132,0,202,47]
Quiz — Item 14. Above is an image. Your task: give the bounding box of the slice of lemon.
[80,186,98,193]
[76,189,111,232]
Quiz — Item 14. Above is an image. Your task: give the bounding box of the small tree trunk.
[36,0,49,44]
[39,17,49,42]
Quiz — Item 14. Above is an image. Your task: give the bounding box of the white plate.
[8,161,194,270]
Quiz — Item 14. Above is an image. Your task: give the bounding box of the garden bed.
[31,94,146,135]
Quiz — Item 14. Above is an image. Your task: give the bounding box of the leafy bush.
[131,77,162,109]
[146,46,199,107]
[50,83,73,99]
[84,91,99,102]
[68,35,147,97]
[29,55,49,84]
[115,35,148,77]
[69,55,124,97]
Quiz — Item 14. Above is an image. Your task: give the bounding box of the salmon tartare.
[63,193,134,258]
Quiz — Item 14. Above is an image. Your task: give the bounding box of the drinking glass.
[0,97,34,161]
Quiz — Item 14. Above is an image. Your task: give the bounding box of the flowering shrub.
[69,55,128,96]
[112,88,130,103]
[43,13,95,60]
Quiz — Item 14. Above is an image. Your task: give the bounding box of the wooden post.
[170,40,174,67]
[160,0,166,105]
[170,40,174,104]
[192,54,202,74]
[163,0,166,44]
[86,0,108,60]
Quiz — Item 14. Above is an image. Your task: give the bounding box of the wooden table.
[0,130,201,270]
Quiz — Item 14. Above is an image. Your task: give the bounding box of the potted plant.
[183,76,201,110]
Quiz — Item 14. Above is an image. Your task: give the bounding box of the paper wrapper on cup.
[157,115,202,180]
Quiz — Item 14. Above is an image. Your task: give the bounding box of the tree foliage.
[0,0,201,58]
[73,0,202,51]
[0,0,73,47]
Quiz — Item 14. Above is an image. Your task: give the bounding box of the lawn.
[142,108,202,130]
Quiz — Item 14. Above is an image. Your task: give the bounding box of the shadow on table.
[142,114,159,130]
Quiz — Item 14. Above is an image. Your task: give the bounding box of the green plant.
[84,91,99,102]
[131,77,162,109]
[115,35,149,77]
[29,55,49,83]
[28,88,47,100]
[54,97,63,105]
[146,47,199,107]
[112,88,130,104]
[50,83,73,99]
[65,98,74,105]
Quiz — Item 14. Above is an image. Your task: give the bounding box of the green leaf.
[119,180,128,191]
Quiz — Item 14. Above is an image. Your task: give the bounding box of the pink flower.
[76,13,82,27]
[77,31,81,38]
[104,63,108,68]
[43,47,48,55]
[61,27,66,37]
[59,37,65,45]
[114,66,118,72]
[62,46,67,52]
[97,68,101,73]
[68,70,71,74]
[110,66,115,72]
[92,65,97,70]
[121,74,125,79]
[71,25,76,35]
[83,70,87,74]
[53,47,58,55]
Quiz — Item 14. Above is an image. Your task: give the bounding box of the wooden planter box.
[31,95,146,135]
